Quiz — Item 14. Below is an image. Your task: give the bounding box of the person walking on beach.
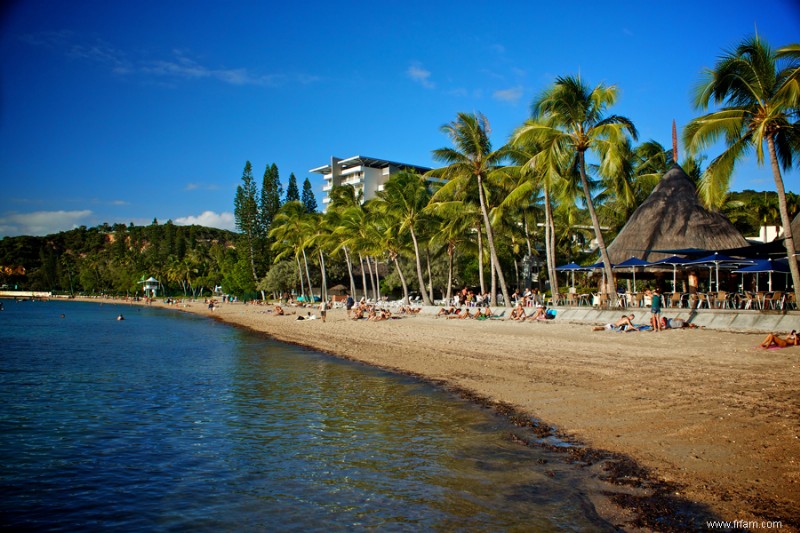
[319,299,328,323]
[650,288,663,332]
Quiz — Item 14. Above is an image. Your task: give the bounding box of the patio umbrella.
[555,262,585,289]
[733,259,791,292]
[685,253,753,292]
[613,257,651,290]
[653,255,691,292]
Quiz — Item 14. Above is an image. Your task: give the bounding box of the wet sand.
[101,299,800,529]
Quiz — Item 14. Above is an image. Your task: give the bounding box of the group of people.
[593,310,699,332]
[509,303,552,322]
[436,306,495,319]
[452,287,493,307]
[510,288,545,308]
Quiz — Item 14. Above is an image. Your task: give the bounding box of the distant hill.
[0,221,238,296]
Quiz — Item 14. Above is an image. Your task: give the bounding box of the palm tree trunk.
[295,254,306,299]
[392,253,410,305]
[446,244,454,302]
[365,254,376,300]
[302,248,313,300]
[359,253,369,300]
[767,135,800,303]
[373,256,381,300]
[578,152,615,298]
[426,249,433,299]
[544,186,559,297]
[477,175,511,306]
[343,246,356,297]
[409,227,432,305]
[476,225,486,294]
[318,250,328,302]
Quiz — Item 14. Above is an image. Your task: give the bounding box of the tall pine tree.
[259,163,283,266]
[233,161,260,285]
[285,172,300,203]
[301,177,318,214]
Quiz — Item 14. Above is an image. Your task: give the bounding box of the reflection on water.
[0,300,611,531]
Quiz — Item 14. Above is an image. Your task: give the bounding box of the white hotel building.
[310,155,431,211]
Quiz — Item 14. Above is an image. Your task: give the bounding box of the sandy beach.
[101,298,798,529]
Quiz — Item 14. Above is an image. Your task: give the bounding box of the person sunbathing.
[593,314,638,332]
[760,330,798,348]
[436,306,456,318]
[527,305,547,321]
[509,304,526,321]
[447,308,470,319]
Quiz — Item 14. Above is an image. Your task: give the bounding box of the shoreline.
[67,298,800,529]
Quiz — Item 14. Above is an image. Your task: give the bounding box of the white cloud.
[174,211,236,231]
[493,86,524,103]
[0,210,94,237]
[407,63,435,89]
[184,182,220,191]
[22,32,317,88]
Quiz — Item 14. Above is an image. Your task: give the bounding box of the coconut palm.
[520,75,638,297]
[506,131,570,298]
[374,170,433,305]
[367,202,412,304]
[270,201,313,301]
[429,112,511,306]
[325,185,363,296]
[684,35,800,302]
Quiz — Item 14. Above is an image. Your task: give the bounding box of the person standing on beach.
[319,299,328,323]
[345,293,354,318]
[650,288,662,332]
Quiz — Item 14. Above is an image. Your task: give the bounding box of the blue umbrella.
[686,253,753,291]
[555,262,588,288]
[613,257,651,289]
[733,259,791,292]
[653,255,691,291]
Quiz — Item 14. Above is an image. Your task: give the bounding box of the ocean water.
[0,300,611,531]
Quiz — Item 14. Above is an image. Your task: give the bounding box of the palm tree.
[506,132,568,298]
[425,200,479,302]
[270,201,313,301]
[375,170,434,305]
[684,35,800,302]
[367,202,412,304]
[429,112,511,306]
[522,75,638,297]
[325,185,363,297]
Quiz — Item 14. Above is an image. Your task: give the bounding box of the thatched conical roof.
[607,164,748,263]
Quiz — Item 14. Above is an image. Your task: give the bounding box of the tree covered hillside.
[0,221,238,297]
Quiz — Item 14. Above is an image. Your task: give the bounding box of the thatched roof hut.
[607,164,749,264]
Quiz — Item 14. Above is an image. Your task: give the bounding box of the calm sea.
[0,300,612,531]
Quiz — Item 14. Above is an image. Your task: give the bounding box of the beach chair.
[669,292,682,308]
[714,291,730,309]
[763,291,783,310]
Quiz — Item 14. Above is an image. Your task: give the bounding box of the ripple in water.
[0,300,612,531]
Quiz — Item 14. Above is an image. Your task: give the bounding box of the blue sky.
[1,0,798,237]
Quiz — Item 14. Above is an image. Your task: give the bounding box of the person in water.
[117,314,125,321]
